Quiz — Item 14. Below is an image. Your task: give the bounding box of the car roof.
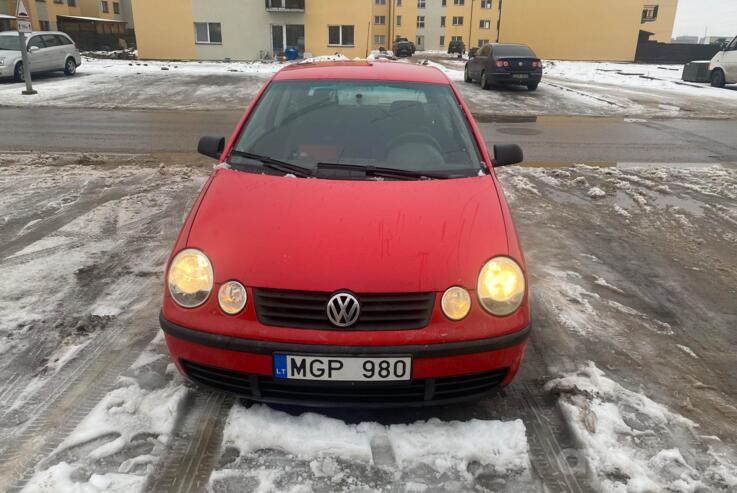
[274,61,450,84]
[0,31,69,36]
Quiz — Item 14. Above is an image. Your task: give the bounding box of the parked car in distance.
[465,43,542,91]
[448,39,466,57]
[709,35,737,87]
[161,61,531,408]
[0,31,81,82]
[392,37,415,57]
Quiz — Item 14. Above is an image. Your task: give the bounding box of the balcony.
[265,0,305,12]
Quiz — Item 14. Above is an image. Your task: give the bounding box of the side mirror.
[28,46,40,53]
[198,135,225,160]
[492,144,523,167]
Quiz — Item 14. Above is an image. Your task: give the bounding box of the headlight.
[218,281,247,315]
[167,249,213,308]
[477,257,525,316]
[0,59,5,67]
[441,286,471,321]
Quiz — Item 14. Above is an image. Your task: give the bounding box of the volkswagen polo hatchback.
[161,60,530,408]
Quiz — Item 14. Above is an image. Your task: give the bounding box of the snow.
[587,186,606,198]
[593,276,625,295]
[677,345,699,359]
[547,363,737,492]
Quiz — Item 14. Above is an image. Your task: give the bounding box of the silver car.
[0,31,81,82]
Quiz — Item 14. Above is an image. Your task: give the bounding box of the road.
[2,108,737,165]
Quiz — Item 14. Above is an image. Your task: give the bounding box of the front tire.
[711,69,725,88]
[464,65,473,83]
[14,62,24,82]
[480,71,492,90]
[64,58,77,76]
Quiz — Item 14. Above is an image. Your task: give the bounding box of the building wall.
[305,0,371,57]
[392,0,417,47]
[371,0,389,50]
[499,0,643,61]
[419,0,445,51]
[642,0,678,43]
[191,0,303,60]
[469,0,498,49]
[131,0,196,59]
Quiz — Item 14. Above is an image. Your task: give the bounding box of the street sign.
[16,0,30,20]
[17,20,32,33]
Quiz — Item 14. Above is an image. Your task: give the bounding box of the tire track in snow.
[144,390,234,493]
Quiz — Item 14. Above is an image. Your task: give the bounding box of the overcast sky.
[672,0,737,37]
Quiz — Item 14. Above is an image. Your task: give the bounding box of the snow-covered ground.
[2,54,737,117]
[2,153,737,491]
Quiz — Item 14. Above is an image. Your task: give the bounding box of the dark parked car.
[464,43,543,91]
[448,39,465,56]
[392,39,414,57]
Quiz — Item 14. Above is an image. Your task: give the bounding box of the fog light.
[218,281,247,315]
[441,286,472,321]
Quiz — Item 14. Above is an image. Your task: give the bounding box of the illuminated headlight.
[167,249,213,308]
[218,280,247,315]
[477,257,526,316]
[0,59,5,67]
[441,286,471,321]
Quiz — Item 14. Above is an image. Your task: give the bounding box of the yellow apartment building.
[126,0,679,62]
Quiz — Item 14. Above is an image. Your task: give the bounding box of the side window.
[42,35,62,47]
[728,37,737,51]
[27,36,46,50]
[56,35,73,46]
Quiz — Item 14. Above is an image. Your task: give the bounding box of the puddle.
[648,191,706,216]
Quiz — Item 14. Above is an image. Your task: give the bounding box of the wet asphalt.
[2,108,737,166]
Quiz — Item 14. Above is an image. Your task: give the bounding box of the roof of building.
[274,60,450,84]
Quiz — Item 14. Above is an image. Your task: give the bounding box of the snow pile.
[213,404,530,489]
[301,54,350,63]
[547,363,737,492]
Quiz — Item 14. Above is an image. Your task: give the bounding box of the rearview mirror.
[492,144,523,167]
[28,46,40,53]
[198,135,225,160]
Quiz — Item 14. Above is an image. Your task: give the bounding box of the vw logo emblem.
[518,62,523,67]
[326,292,360,327]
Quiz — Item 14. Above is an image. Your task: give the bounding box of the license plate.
[513,74,529,79]
[273,354,412,382]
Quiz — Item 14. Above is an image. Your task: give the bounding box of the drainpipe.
[469,0,474,47]
[496,0,502,43]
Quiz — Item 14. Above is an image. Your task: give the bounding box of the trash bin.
[285,47,299,61]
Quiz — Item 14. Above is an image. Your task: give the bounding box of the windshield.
[495,45,535,57]
[0,36,21,51]
[232,80,483,178]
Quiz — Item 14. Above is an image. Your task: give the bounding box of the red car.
[161,61,530,408]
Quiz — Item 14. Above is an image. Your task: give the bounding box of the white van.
[709,35,737,87]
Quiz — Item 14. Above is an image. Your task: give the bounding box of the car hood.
[187,169,509,293]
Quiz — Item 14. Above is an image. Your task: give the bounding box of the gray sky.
[672,0,737,37]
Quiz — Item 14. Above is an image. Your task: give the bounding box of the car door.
[723,36,737,83]
[41,34,65,70]
[25,35,50,73]
[472,45,491,78]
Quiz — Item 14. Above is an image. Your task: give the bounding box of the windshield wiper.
[316,162,450,180]
[229,150,313,178]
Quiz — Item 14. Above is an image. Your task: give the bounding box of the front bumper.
[0,63,14,78]
[160,313,530,408]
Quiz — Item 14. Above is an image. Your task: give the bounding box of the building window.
[440,16,445,27]
[375,0,385,4]
[68,0,76,5]
[417,0,425,7]
[442,0,446,5]
[39,20,50,30]
[452,35,462,42]
[454,0,464,5]
[101,1,109,13]
[328,25,355,46]
[396,15,402,26]
[113,2,119,14]
[375,34,386,45]
[452,16,463,26]
[375,16,385,25]
[396,0,402,5]
[416,15,424,28]
[478,39,489,47]
[194,22,223,44]
[479,19,490,29]
[53,0,62,4]
[481,0,491,8]
[266,0,305,9]
[642,5,659,23]
[439,35,445,46]
[416,34,423,47]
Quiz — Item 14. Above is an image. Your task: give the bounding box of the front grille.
[181,359,508,407]
[253,288,435,331]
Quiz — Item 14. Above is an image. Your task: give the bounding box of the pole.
[496,0,503,43]
[17,30,36,95]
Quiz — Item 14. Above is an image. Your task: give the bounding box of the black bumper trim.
[159,312,530,359]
